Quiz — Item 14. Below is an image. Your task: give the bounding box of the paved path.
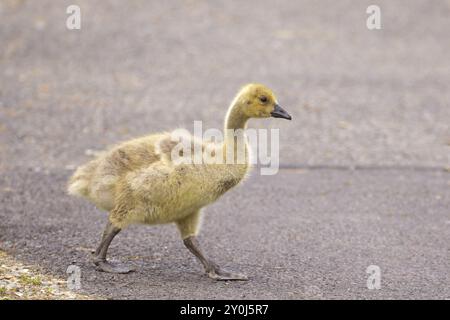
[1,168,449,299]
[0,1,449,299]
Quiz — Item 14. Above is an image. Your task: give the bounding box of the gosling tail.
[67,162,96,198]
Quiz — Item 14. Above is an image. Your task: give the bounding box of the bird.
[67,83,292,280]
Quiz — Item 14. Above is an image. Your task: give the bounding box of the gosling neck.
[224,100,250,133]
[223,101,250,164]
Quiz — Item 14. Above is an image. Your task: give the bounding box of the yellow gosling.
[68,83,291,280]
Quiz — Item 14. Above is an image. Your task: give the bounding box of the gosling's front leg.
[92,220,134,274]
[183,236,248,281]
[177,211,248,281]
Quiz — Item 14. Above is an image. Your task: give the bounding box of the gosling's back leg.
[92,220,134,274]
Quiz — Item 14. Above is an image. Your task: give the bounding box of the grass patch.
[19,275,42,286]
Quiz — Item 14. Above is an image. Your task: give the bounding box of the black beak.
[271,104,292,120]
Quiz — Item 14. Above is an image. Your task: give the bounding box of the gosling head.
[235,83,292,120]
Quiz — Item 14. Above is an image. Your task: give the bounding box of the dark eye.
[259,96,268,103]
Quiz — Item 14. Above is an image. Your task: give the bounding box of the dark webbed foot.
[206,266,248,281]
[94,259,134,274]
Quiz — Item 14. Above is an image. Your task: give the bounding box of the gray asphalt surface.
[1,168,449,299]
[0,0,449,299]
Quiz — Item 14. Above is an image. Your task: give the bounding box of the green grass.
[18,275,42,286]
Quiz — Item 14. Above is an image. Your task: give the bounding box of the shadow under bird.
[67,83,292,280]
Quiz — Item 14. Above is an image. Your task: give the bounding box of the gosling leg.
[183,236,248,281]
[92,221,134,274]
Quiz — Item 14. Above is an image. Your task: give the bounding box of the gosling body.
[69,133,248,230]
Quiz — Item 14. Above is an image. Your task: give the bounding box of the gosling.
[67,83,292,280]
